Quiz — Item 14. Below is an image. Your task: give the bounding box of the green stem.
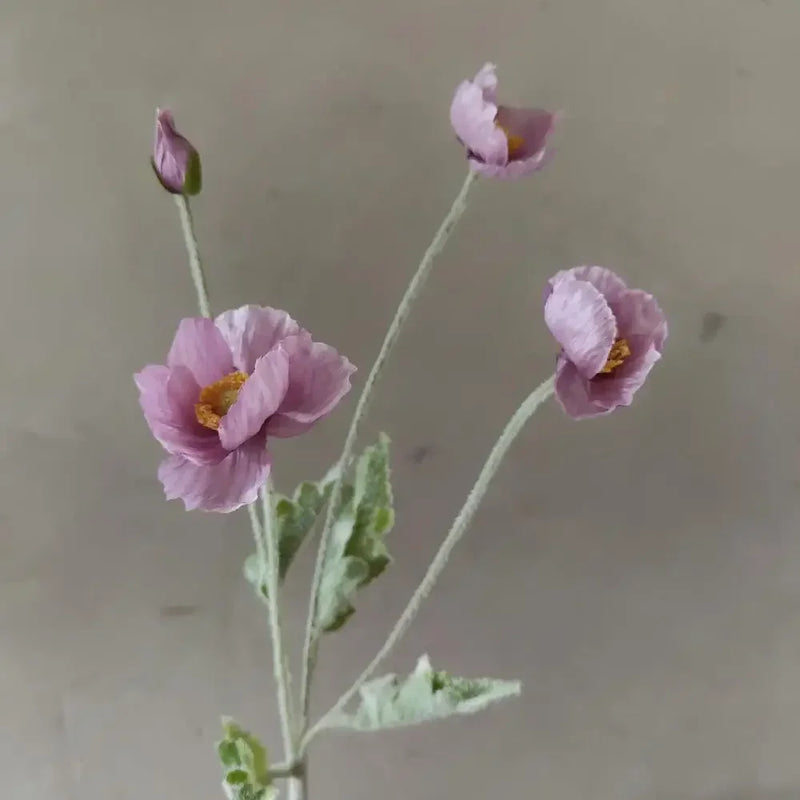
[174,194,211,318]
[301,374,555,750]
[262,482,295,760]
[298,169,479,729]
[246,489,294,762]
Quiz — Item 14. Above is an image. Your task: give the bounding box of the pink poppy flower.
[449,63,556,180]
[544,267,667,419]
[151,108,202,195]
[135,306,356,512]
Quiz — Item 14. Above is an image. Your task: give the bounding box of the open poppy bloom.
[135,306,356,512]
[449,63,556,180]
[544,267,667,419]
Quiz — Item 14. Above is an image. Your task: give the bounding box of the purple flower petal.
[473,62,499,102]
[215,305,301,374]
[554,357,611,419]
[267,333,357,438]
[450,73,508,166]
[167,318,234,387]
[614,289,668,350]
[549,266,629,315]
[468,152,549,180]
[158,433,271,512]
[588,344,662,411]
[134,365,226,465]
[218,347,291,451]
[494,106,555,161]
[544,276,617,378]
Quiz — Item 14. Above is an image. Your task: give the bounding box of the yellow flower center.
[598,338,631,375]
[195,371,248,430]
[496,122,525,157]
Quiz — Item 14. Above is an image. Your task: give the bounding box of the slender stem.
[173,194,211,318]
[260,481,295,762]
[298,169,480,727]
[301,374,556,750]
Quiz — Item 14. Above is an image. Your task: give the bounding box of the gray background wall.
[2,1,800,798]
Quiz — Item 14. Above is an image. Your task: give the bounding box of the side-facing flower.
[152,108,202,195]
[543,266,667,419]
[449,63,556,180]
[135,306,356,512]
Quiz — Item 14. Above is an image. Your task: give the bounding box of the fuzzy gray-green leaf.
[326,655,521,732]
[244,465,343,598]
[317,435,395,633]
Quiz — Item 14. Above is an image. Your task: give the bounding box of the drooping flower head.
[544,267,667,419]
[449,63,556,180]
[152,108,202,195]
[135,306,356,512]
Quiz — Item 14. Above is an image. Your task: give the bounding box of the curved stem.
[301,374,555,750]
[174,194,211,318]
[298,169,479,728]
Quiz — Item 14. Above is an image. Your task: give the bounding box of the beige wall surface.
[2,1,800,798]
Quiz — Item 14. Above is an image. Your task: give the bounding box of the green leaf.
[216,718,274,800]
[244,464,343,598]
[326,655,521,732]
[317,434,395,633]
[317,554,369,632]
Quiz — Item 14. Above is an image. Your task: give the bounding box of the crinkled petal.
[468,150,549,179]
[450,80,508,166]
[614,289,669,351]
[167,318,234,387]
[548,266,629,310]
[494,106,555,161]
[267,333,356,438]
[473,62,498,103]
[158,434,271,513]
[544,276,617,378]
[215,305,301,374]
[134,364,225,465]
[589,343,662,411]
[554,356,610,419]
[218,347,290,451]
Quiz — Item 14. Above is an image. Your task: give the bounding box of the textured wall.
[2,1,800,798]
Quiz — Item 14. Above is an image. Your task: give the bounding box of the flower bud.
[151,108,202,195]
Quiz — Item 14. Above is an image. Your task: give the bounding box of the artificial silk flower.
[543,266,667,419]
[449,63,556,180]
[152,108,202,195]
[135,306,356,512]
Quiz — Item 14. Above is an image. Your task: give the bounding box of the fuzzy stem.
[246,490,294,763]
[262,482,295,760]
[301,374,555,750]
[287,772,307,800]
[298,169,480,729]
[174,194,211,318]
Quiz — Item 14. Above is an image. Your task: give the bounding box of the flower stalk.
[298,168,480,728]
[301,374,555,751]
[174,195,211,318]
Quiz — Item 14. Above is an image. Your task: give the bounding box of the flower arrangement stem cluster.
[298,167,480,725]
[174,194,211,318]
[139,70,667,800]
[301,374,555,750]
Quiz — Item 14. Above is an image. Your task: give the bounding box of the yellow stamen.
[496,122,525,157]
[195,371,248,430]
[598,338,631,375]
